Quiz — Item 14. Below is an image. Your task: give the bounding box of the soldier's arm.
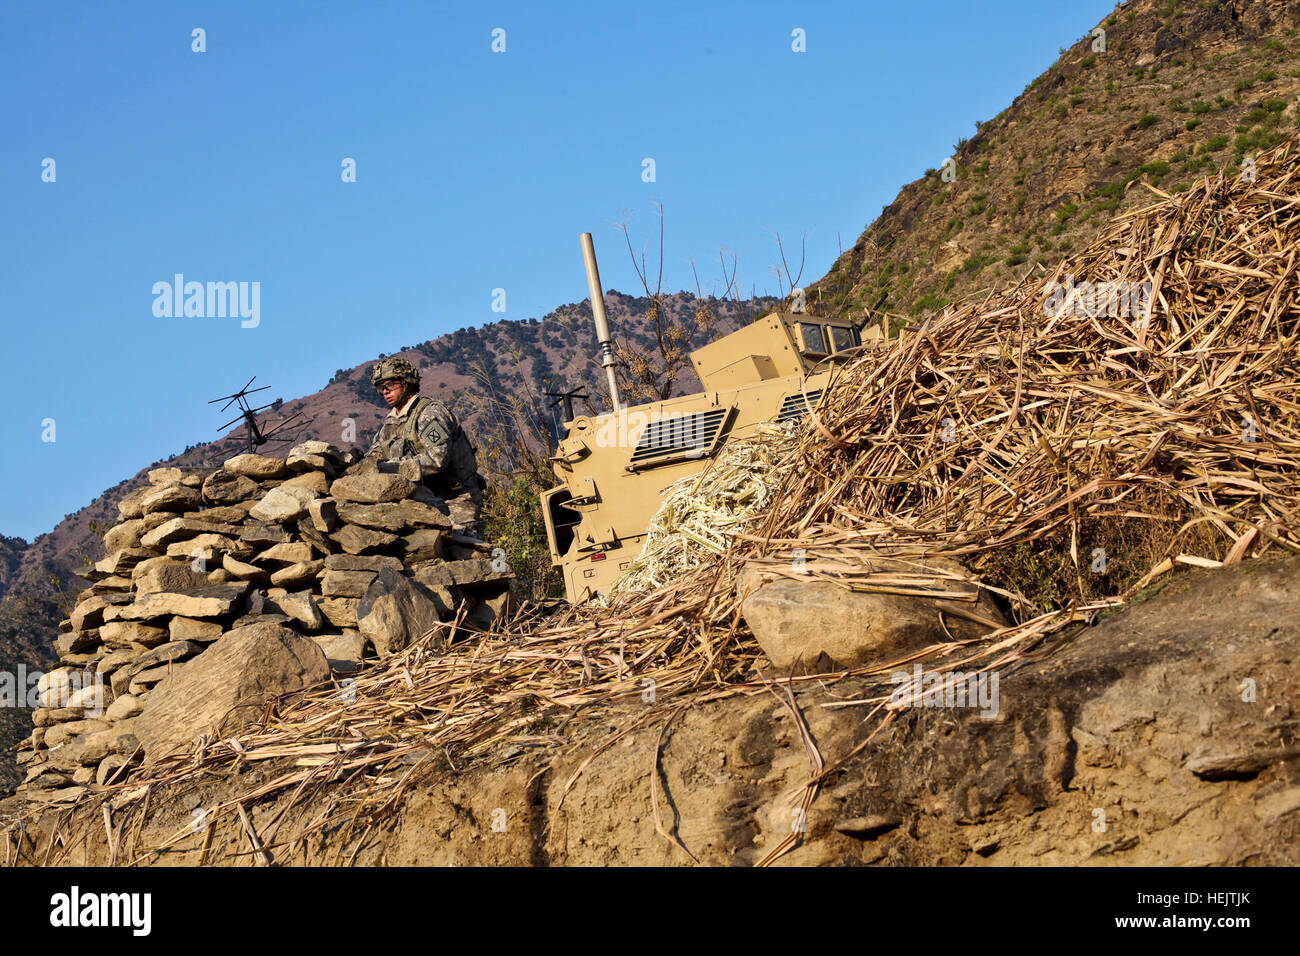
[396,403,453,480]
[360,420,392,469]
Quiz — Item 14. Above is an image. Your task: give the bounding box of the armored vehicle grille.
[629,408,730,469]
[777,389,824,422]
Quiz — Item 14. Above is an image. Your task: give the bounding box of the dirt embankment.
[12,554,1297,867]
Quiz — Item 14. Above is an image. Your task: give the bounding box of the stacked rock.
[17,441,513,804]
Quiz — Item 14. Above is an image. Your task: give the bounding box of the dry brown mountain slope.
[809,0,1300,324]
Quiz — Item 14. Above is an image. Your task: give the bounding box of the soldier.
[364,357,486,537]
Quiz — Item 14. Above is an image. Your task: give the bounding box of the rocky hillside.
[14,555,1294,865]
[0,537,25,597]
[810,0,1300,324]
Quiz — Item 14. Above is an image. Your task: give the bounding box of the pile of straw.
[758,137,1300,610]
[14,133,1300,867]
[605,422,798,599]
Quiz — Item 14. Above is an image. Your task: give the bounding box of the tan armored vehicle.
[541,234,881,602]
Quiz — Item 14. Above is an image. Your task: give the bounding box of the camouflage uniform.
[366,360,485,536]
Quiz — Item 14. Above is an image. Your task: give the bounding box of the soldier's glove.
[397,460,423,482]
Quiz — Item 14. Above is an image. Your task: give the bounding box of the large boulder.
[102,519,145,554]
[147,466,206,487]
[116,487,151,521]
[113,582,250,620]
[330,473,418,504]
[139,482,203,515]
[312,630,369,673]
[401,529,446,563]
[282,471,330,494]
[140,517,243,550]
[258,541,314,565]
[92,548,156,579]
[201,469,261,506]
[240,523,290,545]
[224,453,293,480]
[164,533,249,561]
[412,558,510,591]
[324,554,403,573]
[69,593,133,631]
[168,616,224,643]
[132,622,330,761]
[357,566,453,657]
[739,558,1007,673]
[266,590,325,630]
[99,620,169,649]
[131,556,207,594]
[287,441,344,474]
[332,524,399,555]
[308,498,340,532]
[336,500,451,532]
[321,569,377,598]
[270,559,325,588]
[249,486,317,523]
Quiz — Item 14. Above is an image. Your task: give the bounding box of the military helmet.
[371,356,419,389]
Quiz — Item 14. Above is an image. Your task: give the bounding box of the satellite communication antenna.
[543,384,589,451]
[209,376,312,453]
[544,385,589,422]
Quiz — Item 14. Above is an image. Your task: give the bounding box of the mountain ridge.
[808,0,1300,325]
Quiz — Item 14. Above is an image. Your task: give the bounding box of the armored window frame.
[827,325,859,352]
[796,322,828,354]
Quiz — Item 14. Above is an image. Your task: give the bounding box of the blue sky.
[0,0,1116,540]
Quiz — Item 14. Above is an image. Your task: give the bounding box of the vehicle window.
[798,323,828,353]
[827,325,858,351]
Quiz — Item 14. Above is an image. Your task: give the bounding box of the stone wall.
[16,442,512,804]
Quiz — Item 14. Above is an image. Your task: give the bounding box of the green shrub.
[1139,160,1171,181]
[912,293,948,315]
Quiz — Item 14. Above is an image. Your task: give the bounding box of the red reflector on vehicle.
[590,553,606,561]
